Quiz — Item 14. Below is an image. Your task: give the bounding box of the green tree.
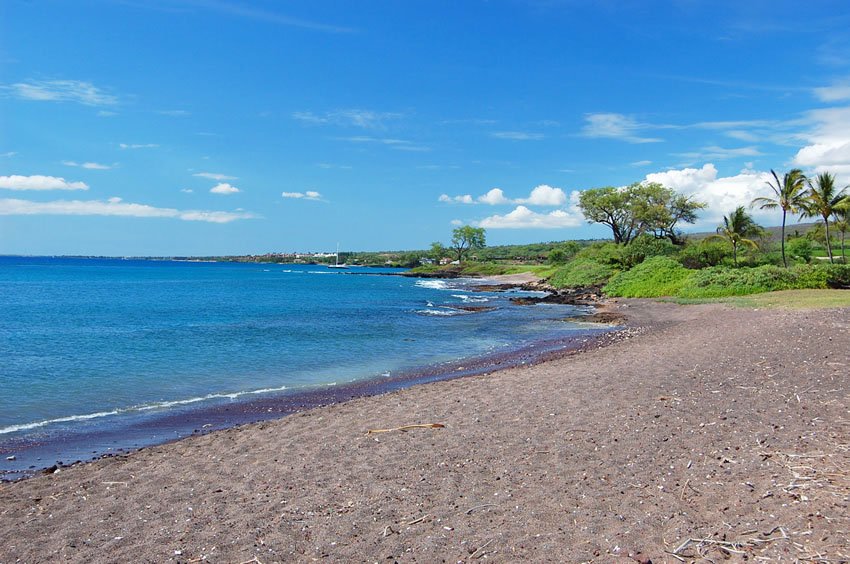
[801,172,849,263]
[707,206,763,267]
[631,182,705,244]
[577,186,640,244]
[578,183,704,244]
[833,202,850,264]
[450,225,486,262]
[751,168,808,268]
[547,241,581,265]
[429,241,446,261]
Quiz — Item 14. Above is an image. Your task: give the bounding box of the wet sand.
[0,299,847,562]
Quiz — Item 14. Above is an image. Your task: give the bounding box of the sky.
[3,0,850,255]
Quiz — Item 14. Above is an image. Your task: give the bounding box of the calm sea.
[0,256,603,478]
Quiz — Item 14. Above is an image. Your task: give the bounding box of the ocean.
[0,256,606,479]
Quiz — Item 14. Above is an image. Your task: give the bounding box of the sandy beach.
[1,299,847,562]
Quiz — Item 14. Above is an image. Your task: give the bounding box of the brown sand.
[1,300,848,563]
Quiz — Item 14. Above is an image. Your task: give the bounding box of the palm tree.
[708,206,763,267]
[751,168,807,267]
[801,172,849,263]
[833,199,850,264]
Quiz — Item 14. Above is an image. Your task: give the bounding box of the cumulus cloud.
[5,79,118,106]
[282,191,322,200]
[0,197,256,223]
[193,172,237,181]
[516,184,567,206]
[479,206,583,229]
[439,194,474,204]
[62,160,112,170]
[580,113,662,143]
[791,106,850,183]
[0,175,89,191]
[210,183,240,195]
[439,185,567,206]
[477,188,511,205]
[645,164,773,222]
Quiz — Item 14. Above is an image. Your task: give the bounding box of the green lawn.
[673,289,850,309]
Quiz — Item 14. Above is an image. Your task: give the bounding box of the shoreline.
[0,275,614,481]
[0,299,847,561]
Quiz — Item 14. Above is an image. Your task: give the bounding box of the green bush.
[787,237,814,263]
[619,235,678,269]
[603,256,693,297]
[574,242,623,266]
[549,258,616,289]
[678,240,730,269]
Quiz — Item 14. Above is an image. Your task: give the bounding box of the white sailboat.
[327,243,349,269]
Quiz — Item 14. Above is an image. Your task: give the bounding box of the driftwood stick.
[367,423,445,435]
[465,503,497,515]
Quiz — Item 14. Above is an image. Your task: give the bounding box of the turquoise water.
[0,256,598,473]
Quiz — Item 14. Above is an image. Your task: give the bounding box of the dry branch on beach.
[366,423,446,434]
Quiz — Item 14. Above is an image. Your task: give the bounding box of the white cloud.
[477,188,511,205]
[210,183,240,195]
[5,79,118,106]
[0,197,256,223]
[631,160,653,166]
[789,106,850,184]
[440,185,567,207]
[516,184,567,206]
[439,194,474,204]
[490,131,544,140]
[282,191,322,200]
[450,219,463,226]
[97,110,117,117]
[676,145,762,162]
[119,143,159,149]
[193,172,237,181]
[645,164,772,222]
[479,206,583,229]
[62,160,113,170]
[293,109,402,129]
[336,136,430,152]
[0,175,89,191]
[1,151,17,157]
[156,109,190,116]
[180,188,194,193]
[581,113,663,143]
[813,83,850,102]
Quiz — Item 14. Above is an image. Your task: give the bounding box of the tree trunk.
[732,241,738,267]
[780,210,787,268]
[824,216,834,263]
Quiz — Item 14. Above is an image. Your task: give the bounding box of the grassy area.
[725,289,850,308]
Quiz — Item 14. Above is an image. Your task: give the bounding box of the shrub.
[678,240,730,269]
[619,234,678,269]
[604,256,693,297]
[787,237,814,263]
[549,258,616,289]
[575,242,623,266]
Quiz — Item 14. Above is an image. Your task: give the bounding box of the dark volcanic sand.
[0,300,847,562]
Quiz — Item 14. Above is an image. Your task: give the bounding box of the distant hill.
[687,221,820,242]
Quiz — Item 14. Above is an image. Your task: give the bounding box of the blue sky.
[3,0,850,255]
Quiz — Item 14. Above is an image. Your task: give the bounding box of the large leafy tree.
[450,225,486,262]
[801,172,849,263]
[751,168,808,267]
[578,183,704,244]
[708,206,763,267]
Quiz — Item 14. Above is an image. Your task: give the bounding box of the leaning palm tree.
[801,172,849,263]
[708,206,763,267]
[751,168,807,267]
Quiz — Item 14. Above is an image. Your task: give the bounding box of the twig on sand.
[404,514,429,526]
[367,423,445,434]
[237,558,263,564]
[468,539,494,560]
[465,503,497,515]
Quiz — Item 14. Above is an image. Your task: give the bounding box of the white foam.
[415,280,450,290]
[451,294,489,303]
[0,384,291,435]
[414,308,466,317]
